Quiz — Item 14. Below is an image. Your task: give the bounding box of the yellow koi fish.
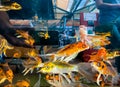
[0,2,22,11]
[87,35,111,47]
[39,61,95,84]
[22,56,43,75]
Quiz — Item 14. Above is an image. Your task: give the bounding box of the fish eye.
[12,4,19,8]
[82,44,86,48]
[97,62,101,67]
[102,65,104,68]
[45,66,50,69]
[15,5,20,8]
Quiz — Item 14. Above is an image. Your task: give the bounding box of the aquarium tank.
[1,0,120,87]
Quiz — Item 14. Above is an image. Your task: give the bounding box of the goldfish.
[0,2,22,11]
[83,47,119,62]
[88,47,107,62]
[106,50,120,59]
[46,73,89,87]
[14,79,30,87]
[13,51,21,58]
[27,49,39,57]
[5,48,21,58]
[5,68,14,83]
[0,36,14,55]
[83,48,119,74]
[46,72,80,82]
[87,35,111,47]
[0,63,14,85]
[46,74,62,81]
[44,32,50,39]
[43,41,89,62]
[5,47,39,58]
[46,73,81,87]
[91,61,117,85]
[16,30,35,46]
[38,31,50,39]
[95,32,111,36]
[0,63,14,83]
[0,68,7,84]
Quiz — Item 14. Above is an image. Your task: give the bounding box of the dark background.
[7,0,55,19]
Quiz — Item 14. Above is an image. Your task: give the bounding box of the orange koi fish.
[14,79,30,87]
[46,73,86,87]
[43,41,89,62]
[83,47,120,62]
[16,30,35,46]
[46,72,80,82]
[82,47,107,62]
[88,47,107,62]
[4,47,39,58]
[91,61,117,85]
[0,63,14,83]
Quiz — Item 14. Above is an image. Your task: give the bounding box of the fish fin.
[33,74,41,87]
[63,53,78,62]
[96,73,102,85]
[61,73,71,84]
[77,63,95,82]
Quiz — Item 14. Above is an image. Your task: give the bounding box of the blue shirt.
[98,0,120,24]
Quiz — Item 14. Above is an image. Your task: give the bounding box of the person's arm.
[0,11,13,29]
[95,0,120,10]
[0,11,33,48]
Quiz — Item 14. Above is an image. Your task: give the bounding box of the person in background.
[95,0,120,85]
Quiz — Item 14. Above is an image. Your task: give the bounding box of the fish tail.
[33,74,41,87]
[104,32,111,37]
